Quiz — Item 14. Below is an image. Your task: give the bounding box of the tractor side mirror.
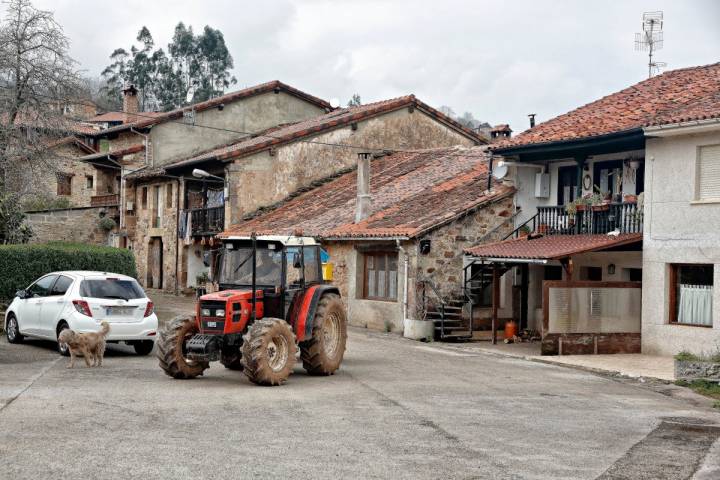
[292,252,302,269]
[202,251,211,267]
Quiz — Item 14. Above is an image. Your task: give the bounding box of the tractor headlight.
[215,309,225,317]
[201,308,211,317]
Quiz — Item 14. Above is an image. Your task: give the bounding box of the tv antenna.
[635,11,665,78]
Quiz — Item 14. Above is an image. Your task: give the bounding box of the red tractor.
[157,234,347,386]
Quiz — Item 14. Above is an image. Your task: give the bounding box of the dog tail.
[100,321,110,336]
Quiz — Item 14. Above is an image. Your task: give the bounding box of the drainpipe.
[174,178,181,296]
[397,239,409,321]
[129,127,150,166]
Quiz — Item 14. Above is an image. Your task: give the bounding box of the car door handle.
[56,300,64,304]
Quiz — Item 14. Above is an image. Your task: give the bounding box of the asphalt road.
[1,328,719,480]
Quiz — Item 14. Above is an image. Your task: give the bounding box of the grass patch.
[674,350,700,362]
[675,379,720,401]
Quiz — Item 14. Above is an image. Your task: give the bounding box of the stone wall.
[226,107,478,224]
[322,196,515,333]
[150,91,326,166]
[25,206,117,245]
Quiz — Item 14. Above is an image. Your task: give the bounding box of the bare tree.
[0,0,82,242]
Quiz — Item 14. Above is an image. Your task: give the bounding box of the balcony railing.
[90,194,119,207]
[533,202,643,236]
[190,206,225,236]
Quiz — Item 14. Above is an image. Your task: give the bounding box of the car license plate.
[207,321,217,328]
[106,307,134,316]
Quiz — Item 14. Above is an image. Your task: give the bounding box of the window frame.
[668,263,714,327]
[56,173,72,196]
[50,275,74,296]
[695,144,720,202]
[362,251,398,302]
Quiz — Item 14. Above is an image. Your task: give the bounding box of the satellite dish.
[329,98,340,109]
[492,163,508,180]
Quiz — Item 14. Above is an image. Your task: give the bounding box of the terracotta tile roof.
[1,112,100,135]
[123,165,166,181]
[220,146,514,240]
[464,233,643,259]
[46,136,95,154]
[79,144,145,162]
[167,96,485,170]
[495,62,720,150]
[88,111,163,124]
[89,81,332,136]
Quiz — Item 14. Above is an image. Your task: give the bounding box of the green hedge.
[0,242,137,302]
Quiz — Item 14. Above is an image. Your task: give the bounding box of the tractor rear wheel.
[241,318,296,386]
[300,293,347,376]
[157,315,209,379]
[220,347,244,371]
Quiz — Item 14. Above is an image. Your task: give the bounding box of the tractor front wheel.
[300,293,347,376]
[241,318,296,386]
[157,315,209,379]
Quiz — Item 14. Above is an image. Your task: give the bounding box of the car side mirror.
[292,252,302,269]
[15,289,27,299]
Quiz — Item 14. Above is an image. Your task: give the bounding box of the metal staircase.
[420,280,472,341]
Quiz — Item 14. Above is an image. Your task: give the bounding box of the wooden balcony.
[506,202,643,239]
[190,206,225,236]
[90,193,119,207]
[534,203,643,235]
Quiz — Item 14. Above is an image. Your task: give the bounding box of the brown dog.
[58,321,110,368]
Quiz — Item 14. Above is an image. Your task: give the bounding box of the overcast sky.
[32,0,720,134]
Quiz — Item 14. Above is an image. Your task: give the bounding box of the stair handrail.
[502,213,538,240]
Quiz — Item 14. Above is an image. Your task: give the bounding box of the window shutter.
[698,145,720,200]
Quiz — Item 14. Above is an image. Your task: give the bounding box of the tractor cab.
[211,235,324,327]
[157,234,347,386]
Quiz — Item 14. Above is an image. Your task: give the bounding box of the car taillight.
[72,300,92,317]
[144,301,154,317]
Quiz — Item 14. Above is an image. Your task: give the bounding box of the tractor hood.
[199,289,261,302]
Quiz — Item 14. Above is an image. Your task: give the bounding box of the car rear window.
[79,279,145,300]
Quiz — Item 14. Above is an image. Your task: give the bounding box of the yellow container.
[322,263,334,281]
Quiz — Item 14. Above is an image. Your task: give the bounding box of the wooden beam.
[520,264,529,331]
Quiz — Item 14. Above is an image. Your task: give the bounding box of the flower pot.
[591,204,609,212]
[403,318,435,341]
[538,224,549,234]
[575,205,587,212]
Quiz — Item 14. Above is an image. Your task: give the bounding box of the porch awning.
[464,233,642,261]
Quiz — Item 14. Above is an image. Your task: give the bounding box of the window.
[697,145,720,200]
[303,246,321,284]
[166,184,173,209]
[153,186,162,227]
[580,266,603,281]
[623,268,643,282]
[363,252,398,301]
[669,264,713,326]
[56,173,72,196]
[50,275,73,296]
[28,275,58,297]
[80,279,145,300]
[86,175,93,189]
[141,187,148,209]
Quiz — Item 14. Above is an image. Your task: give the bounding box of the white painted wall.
[506,149,645,227]
[642,128,720,355]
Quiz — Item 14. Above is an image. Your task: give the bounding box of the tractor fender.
[289,285,340,342]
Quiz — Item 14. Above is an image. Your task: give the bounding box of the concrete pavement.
[1,328,719,479]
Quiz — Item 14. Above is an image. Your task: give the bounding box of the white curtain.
[678,284,713,326]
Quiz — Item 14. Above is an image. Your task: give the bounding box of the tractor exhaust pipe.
[251,232,257,324]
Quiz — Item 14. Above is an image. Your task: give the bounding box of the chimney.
[528,113,536,128]
[122,83,139,122]
[490,124,512,143]
[355,152,372,223]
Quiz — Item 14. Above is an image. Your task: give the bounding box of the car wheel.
[6,314,24,344]
[57,322,70,356]
[133,340,154,356]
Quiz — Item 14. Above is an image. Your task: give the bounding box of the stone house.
[216,146,515,333]
[465,62,720,355]
[124,95,485,293]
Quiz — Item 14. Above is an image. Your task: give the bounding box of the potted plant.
[518,225,531,238]
[195,271,209,297]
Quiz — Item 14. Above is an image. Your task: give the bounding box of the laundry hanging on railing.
[678,284,713,326]
[207,189,224,208]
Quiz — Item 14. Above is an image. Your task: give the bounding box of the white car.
[4,271,158,356]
